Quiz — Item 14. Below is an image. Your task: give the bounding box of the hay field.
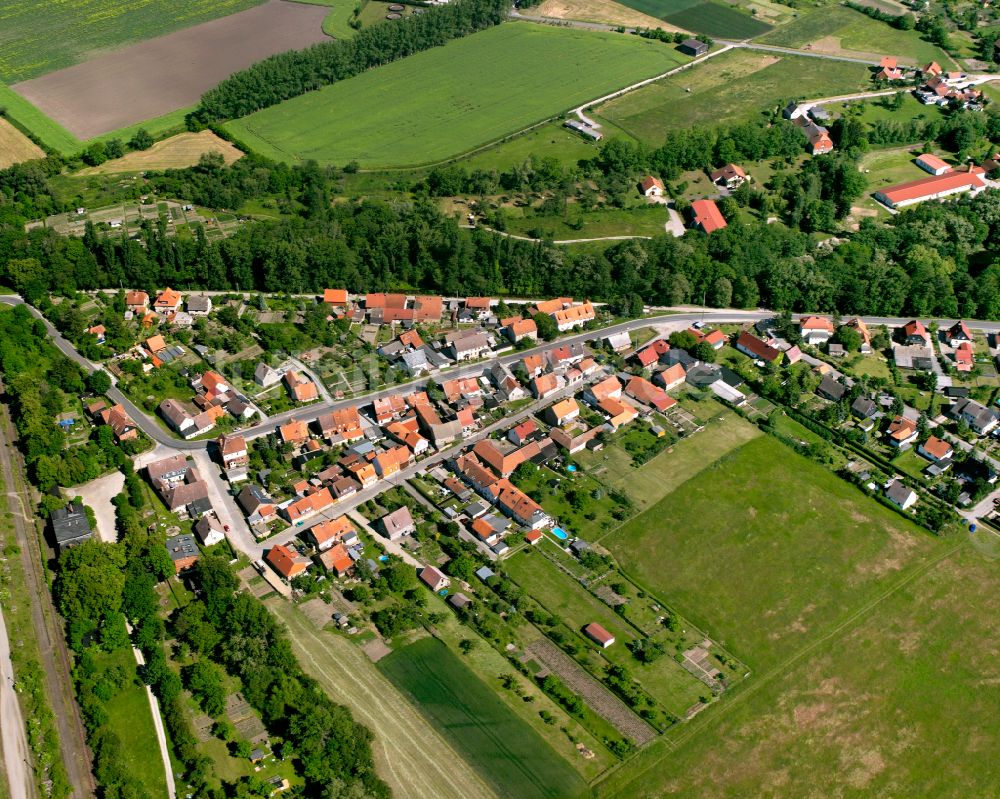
[78,131,243,175]
[0,118,44,168]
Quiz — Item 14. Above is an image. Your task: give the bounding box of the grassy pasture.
[378,636,589,799]
[594,49,869,145]
[0,83,79,154]
[600,542,1000,799]
[227,23,688,167]
[0,117,43,167]
[604,434,941,672]
[0,0,266,83]
[454,121,600,172]
[286,0,358,38]
[759,5,955,67]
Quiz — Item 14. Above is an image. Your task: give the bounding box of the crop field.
[0,0,266,83]
[535,0,684,32]
[663,1,773,37]
[758,5,955,67]
[379,636,589,799]
[594,49,870,144]
[78,131,243,175]
[599,540,1000,798]
[12,0,330,139]
[267,599,500,799]
[0,118,43,168]
[604,434,942,671]
[226,23,689,167]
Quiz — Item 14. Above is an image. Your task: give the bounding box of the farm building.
[584,622,616,648]
[679,38,708,57]
[639,176,665,197]
[563,119,603,141]
[915,153,951,176]
[874,168,987,210]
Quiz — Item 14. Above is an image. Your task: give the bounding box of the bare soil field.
[535,0,684,30]
[12,0,329,139]
[0,119,44,168]
[78,131,243,174]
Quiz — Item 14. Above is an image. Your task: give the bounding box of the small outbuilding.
[584,622,616,648]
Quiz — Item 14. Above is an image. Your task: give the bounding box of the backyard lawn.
[603,434,944,671]
[227,23,689,167]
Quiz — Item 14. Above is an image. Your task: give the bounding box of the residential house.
[154,287,183,314]
[187,295,212,316]
[50,503,93,551]
[446,330,492,361]
[901,319,931,346]
[465,297,493,316]
[639,176,665,197]
[323,289,349,308]
[159,399,194,435]
[281,488,335,524]
[529,373,561,400]
[492,480,550,529]
[584,622,615,648]
[954,341,974,372]
[546,398,580,426]
[319,543,354,576]
[625,376,675,413]
[844,317,872,353]
[690,199,727,234]
[236,484,278,526]
[585,376,622,405]
[386,420,429,456]
[885,479,918,511]
[886,416,918,449]
[918,435,953,462]
[473,439,532,478]
[442,376,482,405]
[216,434,249,477]
[372,395,407,424]
[947,320,973,347]
[794,116,834,155]
[412,295,443,323]
[145,334,167,354]
[851,396,878,420]
[735,332,782,364]
[279,418,310,446]
[419,566,450,593]
[508,420,537,446]
[552,301,596,332]
[603,331,632,352]
[306,517,357,552]
[547,343,585,371]
[373,445,412,478]
[87,324,106,343]
[254,362,282,388]
[599,396,639,430]
[165,533,200,574]
[266,544,309,581]
[635,339,670,368]
[950,398,999,435]
[799,316,834,345]
[97,404,138,442]
[316,407,363,443]
[710,163,747,189]
[284,370,319,403]
[519,354,546,379]
[471,514,508,546]
[654,362,687,391]
[817,374,846,402]
[194,515,226,547]
[504,317,538,344]
[893,344,934,371]
[125,290,149,314]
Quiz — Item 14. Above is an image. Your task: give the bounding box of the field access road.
[0,602,32,799]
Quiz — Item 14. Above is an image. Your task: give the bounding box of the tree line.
[192,0,508,123]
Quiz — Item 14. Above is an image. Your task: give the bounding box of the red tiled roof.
[690,199,727,234]
[877,168,986,206]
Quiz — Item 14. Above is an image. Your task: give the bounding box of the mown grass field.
[0,0,266,83]
[599,540,1000,799]
[267,599,499,799]
[378,636,589,799]
[0,83,79,154]
[0,117,43,167]
[594,49,869,144]
[604,434,942,671]
[759,4,955,67]
[455,121,600,171]
[227,23,688,167]
[502,203,670,240]
[286,0,358,38]
[93,649,168,798]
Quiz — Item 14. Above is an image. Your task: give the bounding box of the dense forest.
[192,0,508,123]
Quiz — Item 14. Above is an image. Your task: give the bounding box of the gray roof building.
[50,503,93,550]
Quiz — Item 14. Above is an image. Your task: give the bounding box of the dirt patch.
[12,0,330,139]
[536,0,684,31]
[0,119,45,168]
[362,639,392,663]
[806,35,892,64]
[299,597,334,628]
[78,131,242,174]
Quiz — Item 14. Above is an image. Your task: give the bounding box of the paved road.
[0,602,32,799]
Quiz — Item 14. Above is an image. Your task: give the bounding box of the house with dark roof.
[50,503,93,551]
[678,38,708,56]
[166,533,200,574]
[419,566,450,593]
[885,479,917,511]
[817,374,846,402]
[950,398,999,435]
[735,332,782,363]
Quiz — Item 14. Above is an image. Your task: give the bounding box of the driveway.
[72,470,125,542]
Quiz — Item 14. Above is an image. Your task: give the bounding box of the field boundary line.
[593,540,964,795]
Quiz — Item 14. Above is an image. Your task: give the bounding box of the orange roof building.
[875,167,987,209]
[323,289,349,306]
[279,419,309,445]
[154,287,182,311]
[690,199,727,234]
[266,544,309,580]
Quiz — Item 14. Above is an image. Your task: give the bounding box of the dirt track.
[12,0,329,139]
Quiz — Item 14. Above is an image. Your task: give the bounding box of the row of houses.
[158,369,256,441]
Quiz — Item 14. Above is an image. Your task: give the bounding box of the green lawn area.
[594,49,869,145]
[455,121,600,172]
[501,203,669,240]
[503,548,707,718]
[600,542,1000,799]
[891,446,931,481]
[578,411,760,513]
[226,22,689,167]
[758,4,955,67]
[852,92,944,126]
[603,434,943,672]
[286,0,358,37]
[378,636,589,799]
[93,649,168,797]
[513,463,624,540]
[0,0,265,83]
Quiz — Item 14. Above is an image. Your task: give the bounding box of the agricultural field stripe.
[0,83,79,156]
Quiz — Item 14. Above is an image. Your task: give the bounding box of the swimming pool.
[551,526,569,540]
[567,464,578,473]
